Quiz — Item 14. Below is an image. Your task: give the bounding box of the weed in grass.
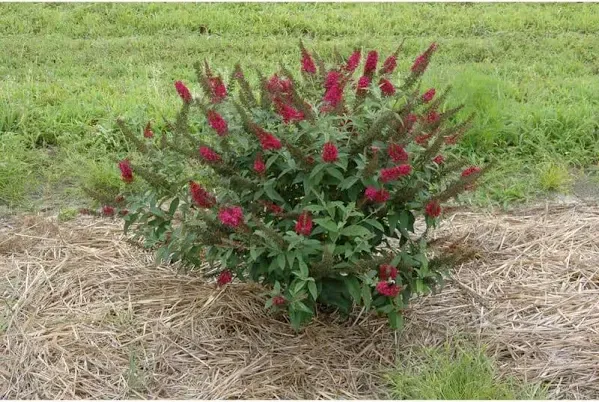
[387,342,549,400]
[538,161,572,193]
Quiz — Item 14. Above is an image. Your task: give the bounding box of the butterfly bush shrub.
[110,42,487,329]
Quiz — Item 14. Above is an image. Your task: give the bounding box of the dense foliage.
[105,41,486,329]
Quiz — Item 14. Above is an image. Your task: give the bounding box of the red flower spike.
[209,77,227,103]
[295,211,313,236]
[253,153,266,175]
[267,74,293,96]
[379,264,398,280]
[425,200,442,218]
[345,49,361,72]
[143,122,154,138]
[415,134,432,146]
[207,110,228,136]
[325,70,342,90]
[433,155,445,165]
[256,129,282,151]
[365,186,391,203]
[380,164,412,183]
[218,206,244,228]
[365,187,378,201]
[217,270,233,286]
[264,201,283,215]
[426,110,440,124]
[462,166,482,178]
[323,82,344,109]
[275,100,305,124]
[379,78,396,96]
[189,181,216,209]
[411,42,438,74]
[174,80,192,103]
[388,143,408,163]
[357,75,370,94]
[422,88,436,103]
[273,295,286,306]
[322,142,339,163]
[199,146,222,163]
[119,209,129,217]
[118,160,134,183]
[364,50,378,76]
[376,281,401,298]
[102,205,115,216]
[381,54,397,74]
[301,49,317,74]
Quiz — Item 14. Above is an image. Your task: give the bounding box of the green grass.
[387,342,549,400]
[1,3,599,210]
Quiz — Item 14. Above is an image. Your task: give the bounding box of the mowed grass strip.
[1,3,598,209]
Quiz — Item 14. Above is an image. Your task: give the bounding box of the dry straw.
[1,202,598,399]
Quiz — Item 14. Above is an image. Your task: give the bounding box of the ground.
[1,3,599,399]
[1,202,598,398]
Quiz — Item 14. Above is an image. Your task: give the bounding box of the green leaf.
[294,280,305,294]
[123,213,138,234]
[309,163,328,180]
[298,259,309,277]
[399,209,416,233]
[326,166,345,182]
[150,205,166,218]
[296,301,313,314]
[363,219,384,232]
[250,247,265,261]
[341,225,372,238]
[290,310,303,330]
[264,181,285,203]
[387,311,404,330]
[344,276,362,304]
[304,204,326,213]
[340,176,359,190]
[388,211,401,235]
[266,154,279,169]
[286,252,296,270]
[308,281,318,300]
[314,218,339,233]
[168,197,180,216]
[276,254,286,270]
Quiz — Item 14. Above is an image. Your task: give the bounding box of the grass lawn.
[1,3,599,213]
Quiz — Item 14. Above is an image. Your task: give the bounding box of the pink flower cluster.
[380,164,412,183]
[365,187,390,203]
[218,206,244,228]
[322,142,339,163]
[387,143,408,163]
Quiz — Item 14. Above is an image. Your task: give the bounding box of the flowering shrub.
[108,41,486,330]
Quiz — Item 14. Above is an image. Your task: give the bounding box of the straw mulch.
[1,203,598,399]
